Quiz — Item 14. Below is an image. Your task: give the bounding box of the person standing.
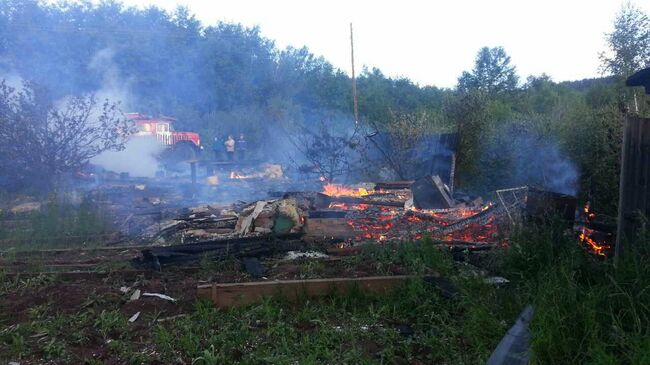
[212,136,221,160]
[238,133,247,161]
[224,135,235,161]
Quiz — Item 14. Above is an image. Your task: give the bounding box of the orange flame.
[322,183,369,197]
[579,227,610,256]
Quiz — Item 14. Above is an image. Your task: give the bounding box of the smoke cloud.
[88,48,133,111]
[91,137,164,177]
[481,127,579,196]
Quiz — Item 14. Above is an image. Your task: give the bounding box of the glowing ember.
[578,203,612,257]
[322,183,369,197]
[579,227,610,256]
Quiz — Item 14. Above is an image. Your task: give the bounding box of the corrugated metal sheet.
[616,114,650,254]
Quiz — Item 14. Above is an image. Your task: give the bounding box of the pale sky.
[116,0,650,88]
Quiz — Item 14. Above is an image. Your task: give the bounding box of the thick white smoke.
[91,137,164,177]
[88,48,165,177]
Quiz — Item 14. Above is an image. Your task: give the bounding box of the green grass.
[153,240,521,364]
[3,224,648,364]
[0,239,521,364]
[496,224,650,365]
[0,192,113,250]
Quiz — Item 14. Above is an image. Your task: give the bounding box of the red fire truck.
[126,113,202,161]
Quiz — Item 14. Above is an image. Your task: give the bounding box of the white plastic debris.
[129,289,141,301]
[128,312,140,323]
[484,276,510,285]
[120,286,130,294]
[143,292,177,302]
[283,251,329,260]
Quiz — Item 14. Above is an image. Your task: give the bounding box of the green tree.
[457,47,519,94]
[600,2,650,79]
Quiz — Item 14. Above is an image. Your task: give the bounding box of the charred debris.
[62,166,589,270]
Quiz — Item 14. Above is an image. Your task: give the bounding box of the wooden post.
[616,114,650,258]
[350,23,359,124]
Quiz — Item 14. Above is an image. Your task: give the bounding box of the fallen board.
[303,218,361,240]
[197,275,429,308]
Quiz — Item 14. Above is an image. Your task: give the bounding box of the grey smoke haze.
[88,48,133,111]
[482,127,579,196]
[91,137,164,177]
[0,72,24,90]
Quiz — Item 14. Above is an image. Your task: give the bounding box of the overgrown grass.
[497,224,650,364]
[0,239,524,364]
[0,193,113,250]
[4,224,647,364]
[154,240,521,364]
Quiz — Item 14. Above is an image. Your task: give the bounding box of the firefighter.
[238,133,247,161]
[224,135,235,161]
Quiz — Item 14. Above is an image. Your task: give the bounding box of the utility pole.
[350,23,359,124]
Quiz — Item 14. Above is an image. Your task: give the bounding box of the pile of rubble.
[146,198,308,244]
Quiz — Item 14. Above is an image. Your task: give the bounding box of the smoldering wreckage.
[0,120,620,364]
[4,151,608,273]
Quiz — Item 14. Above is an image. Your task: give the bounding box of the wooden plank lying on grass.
[197,275,432,308]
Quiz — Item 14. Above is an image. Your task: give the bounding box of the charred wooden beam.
[135,233,303,268]
[374,181,413,190]
[437,204,505,235]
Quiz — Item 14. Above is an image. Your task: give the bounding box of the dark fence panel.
[616,114,650,254]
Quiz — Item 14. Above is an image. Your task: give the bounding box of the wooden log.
[197,275,426,308]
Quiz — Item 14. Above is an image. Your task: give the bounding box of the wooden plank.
[303,218,360,239]
[197,275,426,308]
